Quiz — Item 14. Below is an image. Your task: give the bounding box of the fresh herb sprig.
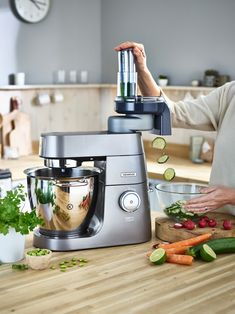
[0,185,43,235]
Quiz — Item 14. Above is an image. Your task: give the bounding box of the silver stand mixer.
[25,49,171,251]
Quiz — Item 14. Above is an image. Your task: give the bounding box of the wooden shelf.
[0,84,214,91]
[0,84,116,91]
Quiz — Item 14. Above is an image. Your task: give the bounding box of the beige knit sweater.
[168,81,235,214]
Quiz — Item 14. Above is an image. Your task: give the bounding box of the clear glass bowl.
[155,182,207,222]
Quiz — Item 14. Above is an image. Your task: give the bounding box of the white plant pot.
[158,79,168,87]
[0,228,25,263]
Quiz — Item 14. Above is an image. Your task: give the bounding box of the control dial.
[119,191,141,212]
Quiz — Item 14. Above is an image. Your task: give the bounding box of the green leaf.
[0,185,43,235]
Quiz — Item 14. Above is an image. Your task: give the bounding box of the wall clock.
[11,0,51,23]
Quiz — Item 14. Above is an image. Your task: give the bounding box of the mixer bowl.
[155,182,207,222]
[24,167,100,236]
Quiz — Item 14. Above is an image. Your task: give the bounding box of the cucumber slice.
[157,154,169,164]
[149,248,166,265]
[152,137,166,150]
[200,244,217,262]
[163,168,175,181]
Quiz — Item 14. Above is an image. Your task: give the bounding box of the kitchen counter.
[1,212,234,314]
[1,153,211,184]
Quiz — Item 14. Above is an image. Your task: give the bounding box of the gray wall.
[101,0,235,85]
[0,0,101,85]
[0,0,235,86]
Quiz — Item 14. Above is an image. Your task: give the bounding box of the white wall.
[101,0,235,85]
[0,0,101,85]
[0,1,235,86]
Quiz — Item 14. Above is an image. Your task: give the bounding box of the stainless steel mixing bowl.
[24,167,100,236]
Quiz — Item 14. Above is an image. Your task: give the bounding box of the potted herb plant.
[0,184,42,263]
[158,75,169,87]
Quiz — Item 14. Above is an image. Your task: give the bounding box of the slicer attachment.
[108,49,172,135]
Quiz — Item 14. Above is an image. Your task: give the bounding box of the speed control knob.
[119,191,141,212]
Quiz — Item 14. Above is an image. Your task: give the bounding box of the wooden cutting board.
[155,212,235,242]
[9,111,32,156]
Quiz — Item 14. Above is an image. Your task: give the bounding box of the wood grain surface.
[1,213,235,314]
[155,212,235,242]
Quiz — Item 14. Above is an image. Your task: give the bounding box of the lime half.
[149,248,166,265]
[152,137,166,150]
[163,168,175,181]
[200,244,217,262]
[157,154,169,164]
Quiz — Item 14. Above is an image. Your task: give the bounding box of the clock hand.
[30,0,41,10]
[32,0,47,5]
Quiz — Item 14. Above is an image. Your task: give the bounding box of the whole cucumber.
[187,237,235,258]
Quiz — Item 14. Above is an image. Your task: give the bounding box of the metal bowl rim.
[24,166,101,180]
[155,182,208,195]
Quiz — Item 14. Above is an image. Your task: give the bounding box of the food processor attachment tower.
[108,48,171,135]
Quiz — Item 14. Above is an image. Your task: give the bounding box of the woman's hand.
[114,41,147,73]
[114,41,161,97]
[185,185,235,213]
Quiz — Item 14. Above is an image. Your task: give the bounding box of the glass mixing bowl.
[155,182,207,222]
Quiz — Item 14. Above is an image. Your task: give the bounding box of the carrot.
[155,233,212,249]
[146,245,190,260]
[164,246,191,255]
[166,254,193,266]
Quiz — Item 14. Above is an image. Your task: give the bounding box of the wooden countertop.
[1,212,234,314]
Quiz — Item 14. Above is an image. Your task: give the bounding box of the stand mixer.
[25,49,171,251]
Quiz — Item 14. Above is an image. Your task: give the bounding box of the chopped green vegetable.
[200,244,217,262]
[12,264,29,270]
[163,168,175,181]
[157,154,169,164]
[27,248,51,256]
[164,200,201,221]
[149,248,166,265]
[152,137,166,150]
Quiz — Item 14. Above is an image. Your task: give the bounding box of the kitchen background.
[0,0,235,146]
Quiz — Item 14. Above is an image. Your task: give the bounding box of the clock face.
[13,0,50,23]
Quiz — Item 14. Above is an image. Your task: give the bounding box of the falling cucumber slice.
[152,137,166,150]
[163,168,175,181]
[149,248,167,265]
[200,244,217,262]
[157,154,169,164]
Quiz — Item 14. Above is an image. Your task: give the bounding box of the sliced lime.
[157,154,169,164]
[149,248,166,265]
[200,244,216,262]
[163,168,175,181]
[152,137,166,150]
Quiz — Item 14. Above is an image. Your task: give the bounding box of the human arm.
[185,186,235,213]
[114,41,233,132]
